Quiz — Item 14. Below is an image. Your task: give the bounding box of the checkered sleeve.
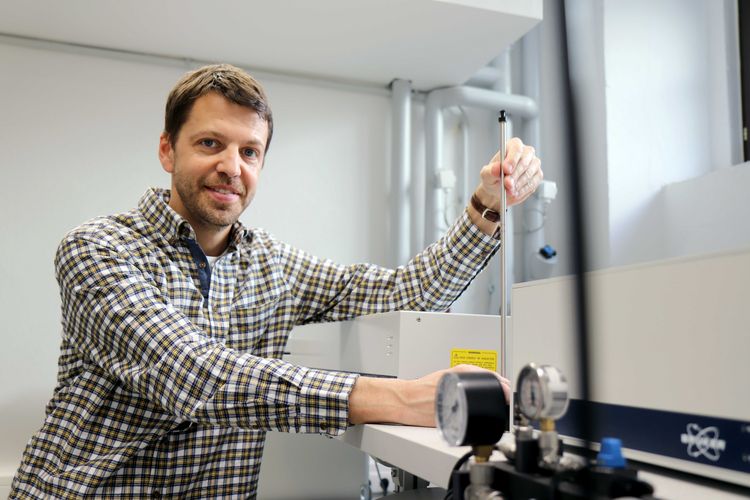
[55,227,357,436]
[283,210,500,323]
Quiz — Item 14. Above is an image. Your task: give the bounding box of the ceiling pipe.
[465,66,504,89]
[390,79,412,267]
[520,25,556,282]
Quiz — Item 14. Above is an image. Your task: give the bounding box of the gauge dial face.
[519,374,543,419]
[436,372,509,447]
[436,373,468,446]
[517,363,569,421]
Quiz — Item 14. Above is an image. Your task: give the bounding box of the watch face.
[436,373,468,446]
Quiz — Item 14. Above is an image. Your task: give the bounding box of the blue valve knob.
[597,437,626,468]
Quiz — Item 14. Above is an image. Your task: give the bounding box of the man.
[11,64,542,498]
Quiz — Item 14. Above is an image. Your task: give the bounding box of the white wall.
[562,0,749,271]
[0,43,173,480]
[662,162,750,258]
[604,0,740,266]
[0,39,389,488]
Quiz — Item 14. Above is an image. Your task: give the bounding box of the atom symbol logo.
[680,423,726,462]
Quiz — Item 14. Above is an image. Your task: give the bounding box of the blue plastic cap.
[597,437,626,468]
[539,245,557,259]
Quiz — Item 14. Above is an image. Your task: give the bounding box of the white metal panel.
[259,432,369,500]
[286,311,502,379]
[395,311,502,379]
[341,312,402,376]
[512,248,750,418]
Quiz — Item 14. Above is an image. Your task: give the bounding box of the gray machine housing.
[285,310,502,379]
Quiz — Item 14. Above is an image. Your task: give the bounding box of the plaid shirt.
[11,188,499,499]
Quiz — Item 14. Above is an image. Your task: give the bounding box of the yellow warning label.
[450,349,498,371]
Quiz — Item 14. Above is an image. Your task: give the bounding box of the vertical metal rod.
[498,110,508,379]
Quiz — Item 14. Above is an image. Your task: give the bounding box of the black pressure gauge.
[435,372,509,447]
[516,363,569,421]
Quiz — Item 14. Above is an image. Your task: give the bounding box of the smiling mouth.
[207,186,241,195]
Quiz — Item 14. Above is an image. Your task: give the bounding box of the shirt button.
[320,423,327,431]
[151,491,162,498]
[199,262,206,269]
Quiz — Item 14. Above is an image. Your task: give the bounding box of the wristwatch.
[470,193,502,240]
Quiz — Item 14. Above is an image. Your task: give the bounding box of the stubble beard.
[172,173,245,230]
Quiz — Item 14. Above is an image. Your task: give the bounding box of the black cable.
[443,446,502,500]
[373,458,389,496]
[557,1,597,496]
[442,449,474,500]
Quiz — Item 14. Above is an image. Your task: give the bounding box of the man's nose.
[216,149,242,177]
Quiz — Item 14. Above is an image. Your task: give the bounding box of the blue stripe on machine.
[555,400,750,474]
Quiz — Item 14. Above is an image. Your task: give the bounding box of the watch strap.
[470,193,501,223]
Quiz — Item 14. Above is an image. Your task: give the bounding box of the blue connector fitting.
[597,437,626,468]
[539,245,557,259]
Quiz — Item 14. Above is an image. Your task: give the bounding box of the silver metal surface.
[499,112,507,379]
[466,463,504,499]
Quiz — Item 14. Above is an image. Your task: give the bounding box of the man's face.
[158,92,269,232]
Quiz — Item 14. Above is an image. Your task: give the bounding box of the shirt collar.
[138,188,253,247]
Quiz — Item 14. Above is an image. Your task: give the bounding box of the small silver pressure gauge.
[436,372,509,447]
[516,363,569,421]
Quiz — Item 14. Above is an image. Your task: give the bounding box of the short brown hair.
[164,64,274,152]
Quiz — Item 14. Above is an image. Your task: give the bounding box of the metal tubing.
[499,111,508,379]
[465,66,504,89]
[521,26,544,282]
[492,49,513,94]
[494,50,515,305]
[390,79,412,267]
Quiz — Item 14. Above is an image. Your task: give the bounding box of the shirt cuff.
[449,209,501,257]
[294,368,359,436]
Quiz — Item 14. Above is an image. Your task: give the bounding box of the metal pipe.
[465,66,504,89]
[459,109,470,209]
[491,49,513,94]
[390,79,412,267]
[499,111,508,379]
[495,49,515,315]
[521,25,545,281]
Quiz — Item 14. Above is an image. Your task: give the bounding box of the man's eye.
[200,139,217,148]
[243,148,258,158]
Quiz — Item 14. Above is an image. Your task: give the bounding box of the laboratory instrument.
[435,363,659,499]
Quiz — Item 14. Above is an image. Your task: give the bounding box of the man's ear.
[158,132,175,173]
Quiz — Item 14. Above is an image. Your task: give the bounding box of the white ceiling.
[0,0,542,90]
